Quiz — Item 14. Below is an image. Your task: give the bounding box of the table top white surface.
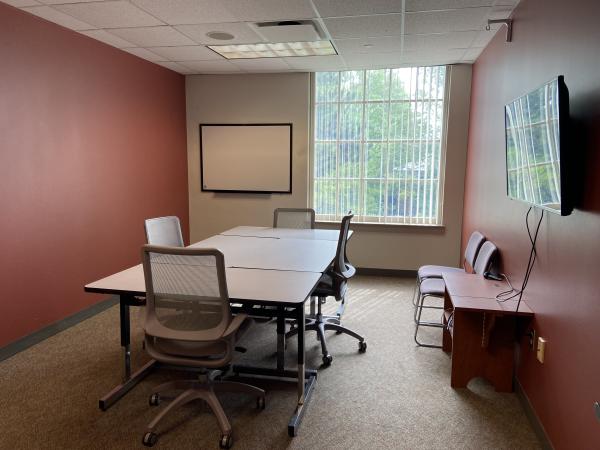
[220,226,350,242]
[191,234,337,272]
[85,265,321,305]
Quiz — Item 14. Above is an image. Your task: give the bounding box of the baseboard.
[356,267,417,277]
[0,296,118,363]
[515,379,554,450]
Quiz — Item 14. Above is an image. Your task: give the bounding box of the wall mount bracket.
[486,18,513,42]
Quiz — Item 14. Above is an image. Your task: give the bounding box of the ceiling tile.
[121,47,166,62]
[175,22,264,45]
[323,14,404,39]
[3,0,40,6]
[333,36,403,54]
[40,0,102,4]
[54,1,163,29]
[177,60,242,73]
[462,47,484,61]
[405,0,494,12]
[314,0,403,18]
[21,6,95,30]
[131,0,237,25]
[472,29,497,47]
[154,61,194,74]
[404,7,490,34]
[79,29,134,48]
[284,55,345,71]
[403,31,477,52]
[220,0,316,22]
[342,51,404,68]
[109,26,196,47]
[402,48,467,64]
[231,58,290,72]
[147,45,222,61]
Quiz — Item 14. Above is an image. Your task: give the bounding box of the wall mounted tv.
[505,75,572,215]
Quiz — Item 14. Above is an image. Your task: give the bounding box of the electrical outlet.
[527,329,536,349]
[537,337,547,363]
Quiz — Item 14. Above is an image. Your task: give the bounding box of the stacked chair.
[285,213,366,366]
[414,231,497,348]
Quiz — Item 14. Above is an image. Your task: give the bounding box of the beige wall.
[186,65,472,270]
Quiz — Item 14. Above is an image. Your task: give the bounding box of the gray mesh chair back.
[142,245,232,363]
[464,231,486,270]
[144,216,184,247]
[273,208,315,229]
[334,214,355,279]
[473,241,498,275]
[139,245,265,446]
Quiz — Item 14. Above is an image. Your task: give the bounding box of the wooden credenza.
[442,272,534,392]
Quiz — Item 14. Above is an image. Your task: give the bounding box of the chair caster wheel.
[142,432,158,447]
[219,434,233,449]
[149,393,161,406]
[256,396,266,410]
[322,354,333,366]
[358,341,367,353]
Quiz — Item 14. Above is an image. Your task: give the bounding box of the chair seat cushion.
[419,278,446,296]
[418,265,464,281]
[312,273,335,297]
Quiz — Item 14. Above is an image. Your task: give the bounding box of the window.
[312,66,448,225]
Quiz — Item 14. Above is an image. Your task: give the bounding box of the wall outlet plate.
[537,337,547,363]
[527,329,536,349]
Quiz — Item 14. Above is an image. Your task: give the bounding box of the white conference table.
[221,225,350,242]
[84,226,342,437]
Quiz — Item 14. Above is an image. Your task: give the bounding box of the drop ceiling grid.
[4,0,521,73]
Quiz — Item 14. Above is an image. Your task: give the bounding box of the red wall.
[464,0,600,447]
[0,5,188,347]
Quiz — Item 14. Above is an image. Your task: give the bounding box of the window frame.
[308,67,451,227]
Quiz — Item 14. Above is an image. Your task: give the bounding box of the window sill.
[316,221,446,233]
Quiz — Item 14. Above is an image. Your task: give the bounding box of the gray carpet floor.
[0,276,541,449]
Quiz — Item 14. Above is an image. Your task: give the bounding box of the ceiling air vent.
[253,20,322,42]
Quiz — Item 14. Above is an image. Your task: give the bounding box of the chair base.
[142,376,265,448]
[285,296,365,366]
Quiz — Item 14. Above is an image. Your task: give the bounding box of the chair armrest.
[222,313,249,338]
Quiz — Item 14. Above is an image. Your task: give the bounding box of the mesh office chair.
[140,245,265,449]
[286,214,366,366]
[144,216,184,247]
[414,240,498,348]
[273,208,316,229]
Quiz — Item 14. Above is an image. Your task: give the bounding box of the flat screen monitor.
[505,76,572,215]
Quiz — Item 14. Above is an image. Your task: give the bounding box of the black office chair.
[286,214,366,366]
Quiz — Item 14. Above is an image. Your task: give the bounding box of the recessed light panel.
[209,40,337,59]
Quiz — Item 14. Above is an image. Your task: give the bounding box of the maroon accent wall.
[0,5,188,347]
[464,0,600,447]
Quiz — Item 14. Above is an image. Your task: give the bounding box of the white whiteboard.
[200,124,292,193]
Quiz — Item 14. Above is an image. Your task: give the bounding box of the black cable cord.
[516,207,544,311]
[495,206,544,305]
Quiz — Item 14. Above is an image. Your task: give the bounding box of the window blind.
[313,66,447,225]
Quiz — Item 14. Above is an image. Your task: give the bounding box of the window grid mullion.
[358,70,367,221]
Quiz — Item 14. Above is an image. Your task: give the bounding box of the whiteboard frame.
[199,123,293,194]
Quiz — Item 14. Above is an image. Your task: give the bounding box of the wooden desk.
[442,272,534,392]
[85,231,334,437]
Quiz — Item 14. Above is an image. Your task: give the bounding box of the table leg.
[276,306,285,371]
[288,303,317,437]
[99,294,156,411]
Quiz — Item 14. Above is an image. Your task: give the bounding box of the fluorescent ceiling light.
[208,40,337,59]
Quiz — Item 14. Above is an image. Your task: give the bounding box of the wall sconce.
[486,18,513,42]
